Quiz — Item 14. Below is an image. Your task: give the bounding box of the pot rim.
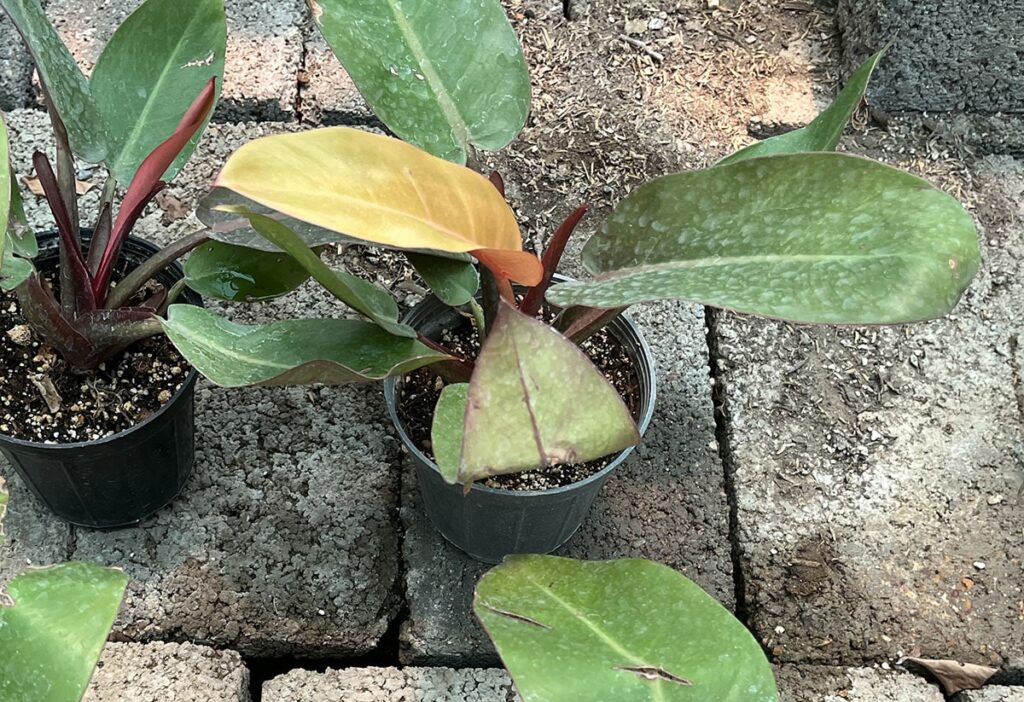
[0,232,201,451]
[384,285,658,498]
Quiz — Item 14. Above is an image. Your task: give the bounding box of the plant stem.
[469,298,486,338]
[417,333,474,383]
[557,306,626,344]
[104,231,208,309]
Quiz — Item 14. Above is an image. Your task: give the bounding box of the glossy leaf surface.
[0,0,107,162]
[90,0,226,184]
[311,0,530,163]
[184,240,311,301]
[451,302,638,485]
[718,50,884,165]
[475,555,779,702]
[161,304,449,387]
[547,153,980,324]
[407,251,480,306]
[215,127,542,284]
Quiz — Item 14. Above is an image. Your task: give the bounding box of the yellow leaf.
[216,127,542,284]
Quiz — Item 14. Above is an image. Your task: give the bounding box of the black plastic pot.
[384,286,657,563]
[0,232,201,529]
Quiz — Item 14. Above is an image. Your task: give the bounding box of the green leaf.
[311,0,531,163]
[90,0,226,184]
[455,302,638,486]
[0,477,7,545]
[0,561,128,702]
[431,383,470,483]
[161,304,449,387]
[8,166,36,258]
[475,555,779,702]
[0,114,11,263]
[407,251,480,306]
[200,187,358,252]
[0,0,107,162]
[0,249,34,291]
[230,210,416,338]
[185,240,311,302]
[547,153,980,324]
[718,50,885,166]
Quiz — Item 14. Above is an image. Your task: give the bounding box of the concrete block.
[959,688,1024,702]
[838,0,1024,113]
[45,0,303,121]
[0,13,35,110]
[297,30,375,126]
[85,641,249,702]
[719,150,1024,665]
[262,667,515,702]
[0,468,71,583]
[399,302,733,666]
[777,665,944,701]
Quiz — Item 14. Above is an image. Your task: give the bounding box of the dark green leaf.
[718,50,884,166]
[547,153,980,324]
[311,0,531,163]
[475,555,779,702]
[90,0,226,184]
[161,304,449,387]
[407,251,480,306]
[0,0,107,162]
[185,240,311,302]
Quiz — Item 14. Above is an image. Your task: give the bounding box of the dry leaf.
[29,374,63,414]
[900,657,997,695]
[22,175,94,196]
[155,191,191,223]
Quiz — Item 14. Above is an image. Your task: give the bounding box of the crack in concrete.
[703,307,760,645]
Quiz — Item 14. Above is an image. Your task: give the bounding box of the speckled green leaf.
[235,210,416,338]
[161,304,448,387]
[457,302,638,485]
[90,0,225,184]
[184,240,311,302]
[0,561,127,702]
[432,382,469,483]
[1,0,107,162]
[7,164,36,258]
[408,252,479,306]
[475,555,779,702]
[718,50,884,166]
[311,0,531,163]
[547,153,980,324]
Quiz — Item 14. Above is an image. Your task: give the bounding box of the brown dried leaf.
[29,374,63,414]
[21,175,94,196]
[900,657,997,695]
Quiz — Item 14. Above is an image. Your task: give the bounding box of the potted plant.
[157,43,979,560]
[0,0,229,527]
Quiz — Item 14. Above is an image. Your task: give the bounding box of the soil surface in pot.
[397,314,641,491]
[0,288,190,444]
